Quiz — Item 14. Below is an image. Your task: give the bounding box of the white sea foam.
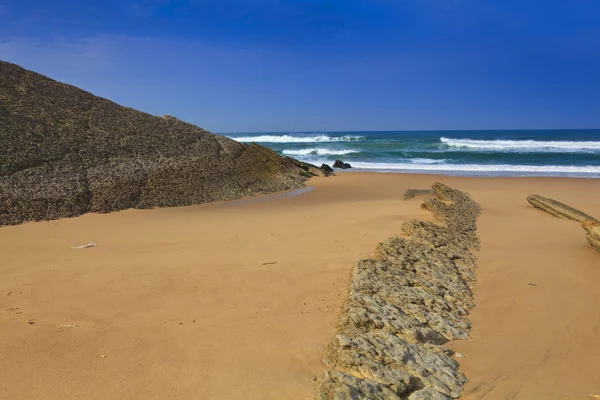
[409,158,447,164]
[282,148,359,156]
[347,161,600,175]
[441,137,600,152]
[229,134,365,143]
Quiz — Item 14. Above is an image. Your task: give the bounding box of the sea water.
[226,130,600,177]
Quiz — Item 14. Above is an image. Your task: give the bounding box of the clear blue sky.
[1,0,599,132]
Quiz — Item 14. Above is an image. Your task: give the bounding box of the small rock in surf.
[333,160,352,169]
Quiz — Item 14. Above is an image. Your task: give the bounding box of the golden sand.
[1,173,599,399]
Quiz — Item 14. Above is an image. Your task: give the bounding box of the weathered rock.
[527,194,597,223]
[582,220,600,252]
[321,164,334,173]
[333,160,352,169]
[408,387,452,400]
[293,159,334,177]
[0,61,316,225]
[315,370,404,400]
[0,155,90,223]
[526,195,600,253]
[324,331,465,398]
[316,183,481,400]
[402,189,434,201]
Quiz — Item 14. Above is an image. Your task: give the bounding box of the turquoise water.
[226,130,600,177]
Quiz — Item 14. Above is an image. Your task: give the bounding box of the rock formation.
[0,61,327,226]
[333,160,352,169]
[527,195,597,223]
[295,159,334,178]
[527,194,600,253]
[402,189,434,201]
[321,164,334,173]
[582,220,600,252]
[315,183,481,400]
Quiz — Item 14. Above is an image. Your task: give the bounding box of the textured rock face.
[321,164,334,173]
[315,183,481,400]
[402,189,433,201]
[295,159,335,178]
[582,220,600,252]
[333,160,352,169]
[527,195,597,223]
[0,61,321,225]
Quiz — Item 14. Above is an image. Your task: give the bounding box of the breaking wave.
[441,137,600,153]
[282,148,359,156]
[347,161,600,175]
[409,158,447,164]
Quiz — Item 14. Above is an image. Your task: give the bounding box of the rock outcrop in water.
[333,160,352,169]
[315,183,481,400]
[0,61,325,226]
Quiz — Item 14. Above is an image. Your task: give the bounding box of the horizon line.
[219,128,600,135]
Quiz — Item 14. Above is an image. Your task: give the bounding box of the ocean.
[226,130,600,177]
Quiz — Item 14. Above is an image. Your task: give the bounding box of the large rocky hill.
[0,61,323,225]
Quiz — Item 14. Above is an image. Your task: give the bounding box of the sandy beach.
[1,172,599,399]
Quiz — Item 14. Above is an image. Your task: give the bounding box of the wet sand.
[1,173,599,399]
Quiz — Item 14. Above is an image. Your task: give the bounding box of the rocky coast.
[2,62,600,400]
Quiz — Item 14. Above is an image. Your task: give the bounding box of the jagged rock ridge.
[315,183,481,400]
[0,61,326,225]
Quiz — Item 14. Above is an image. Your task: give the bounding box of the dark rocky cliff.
[0,61,318,225]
